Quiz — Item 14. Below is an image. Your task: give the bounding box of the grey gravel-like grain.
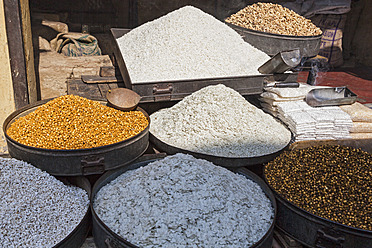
[0,158,89,248]
[94,153,274,248]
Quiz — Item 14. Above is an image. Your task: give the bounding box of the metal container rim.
[149,132,291,164]
[224,21,323,40]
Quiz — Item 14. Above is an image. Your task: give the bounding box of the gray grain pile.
[0,158,89,247]
[117,6,270,83]
[94,153,274,247]
[150,84,292,157]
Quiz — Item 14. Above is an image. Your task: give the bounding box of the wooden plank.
[81,75,123,84]
[99,66,121,77]
[20,0,38,103]
[67,79,103,100]
[97,84,110,99]
[67,79,125,100]
[4,0,29,109]
[108,82,120,89]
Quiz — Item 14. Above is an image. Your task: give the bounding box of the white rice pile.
[150,84,292,157]
[117,6,270,83]
[94,153,274,248]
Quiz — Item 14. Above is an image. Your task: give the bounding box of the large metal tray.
[91,154,277,248]
[110,28,299,103]
[225,22,322,58]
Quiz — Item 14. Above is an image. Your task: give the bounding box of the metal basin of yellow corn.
[3,97,150,176]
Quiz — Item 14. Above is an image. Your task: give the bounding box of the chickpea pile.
[226,2,322,36]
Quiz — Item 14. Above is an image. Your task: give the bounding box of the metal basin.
[226,22,322,58]
[3,98,150,176]
[149,132,290,168]
[91,154,277,248]
[263,143,372,248]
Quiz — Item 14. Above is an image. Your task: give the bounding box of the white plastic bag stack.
[260,83,353,142]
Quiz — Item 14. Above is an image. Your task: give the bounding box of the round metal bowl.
[54,176,91,248]
[91,154,277,248]
[3,98,150,176]
[226,22,322,58]
[149,132,290,168]
[263,155,372,248]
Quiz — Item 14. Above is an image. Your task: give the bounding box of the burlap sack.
[51,32,102,57]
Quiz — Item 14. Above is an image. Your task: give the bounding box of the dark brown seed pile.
[265,145,372,231]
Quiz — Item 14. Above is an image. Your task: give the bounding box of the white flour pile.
[94,153,274,247]
[117,6,270,83]
[0,158,89,247]
[150,84,292,157]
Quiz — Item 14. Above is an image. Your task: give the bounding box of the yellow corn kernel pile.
[7,95,149,150]
[226,2,322,36]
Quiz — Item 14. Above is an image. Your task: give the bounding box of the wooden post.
[20,0,39,103]
[3,0,29,109]
[3,0,38,109]
[1,0,38,154]
[0,0,16,154]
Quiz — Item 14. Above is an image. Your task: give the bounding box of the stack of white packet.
[260,83,353,142]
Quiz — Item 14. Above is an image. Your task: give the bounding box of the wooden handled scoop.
[106,88,141,111]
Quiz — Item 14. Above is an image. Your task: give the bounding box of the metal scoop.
[258,49,301,74]
[106,88,141,111]
[305,86,357,107]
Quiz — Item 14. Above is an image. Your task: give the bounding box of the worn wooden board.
[81,75,123,84]
[67,79,124,100]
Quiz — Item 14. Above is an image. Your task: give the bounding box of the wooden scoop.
[106,88,141,111]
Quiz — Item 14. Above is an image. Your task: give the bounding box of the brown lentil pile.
[7,95,149,150]
[225,2,322,36]
[265,145,372,231]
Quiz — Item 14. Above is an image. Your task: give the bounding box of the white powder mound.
[94,153,274,248]
[150,84,292,157]
[0,158,89,248]
[117,6,270,83]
